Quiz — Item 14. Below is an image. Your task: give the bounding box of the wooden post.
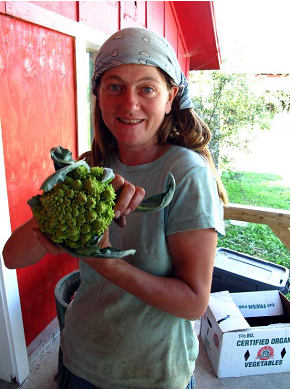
[224,203,290,250]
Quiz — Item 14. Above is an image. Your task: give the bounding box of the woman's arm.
[3,217,48,269]
[2,174,145,269]
[17,220,217,320]
[81,228,218,320]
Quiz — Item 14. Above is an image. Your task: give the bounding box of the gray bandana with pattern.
[92,27,192,110]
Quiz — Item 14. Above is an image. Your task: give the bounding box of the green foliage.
[218,171,290,271]
[261,89,290,117]
[218,221,290,269]
[190,72,290,169]
[222,171,290,210]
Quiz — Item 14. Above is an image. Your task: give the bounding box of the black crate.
[212,248,290,294]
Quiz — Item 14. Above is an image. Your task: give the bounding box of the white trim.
[76,41,102,156]
[0,119,30,384]
[76,38,91,156]
[5,1,108,44]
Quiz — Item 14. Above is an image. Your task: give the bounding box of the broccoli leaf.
[50,146,75,170]
[134,172,175,213]
[58,234,135,259]
[40,146,115,192]
[40,160,90,192]
[64,235,135,258]
[64,245,136,259]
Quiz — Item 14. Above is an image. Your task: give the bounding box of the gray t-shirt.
[61,145,225,389]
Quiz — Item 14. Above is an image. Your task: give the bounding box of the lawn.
[218,171,290,270]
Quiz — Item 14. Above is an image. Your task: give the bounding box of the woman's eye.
[143,87,154,94]
[109,84,120,92]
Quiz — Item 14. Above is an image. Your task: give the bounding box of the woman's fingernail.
[114,210,121,219]
[124,208,131,216]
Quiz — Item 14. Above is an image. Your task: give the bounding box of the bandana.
[92,27,192,110]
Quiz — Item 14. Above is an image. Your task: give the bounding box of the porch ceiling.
[172,1,221,70]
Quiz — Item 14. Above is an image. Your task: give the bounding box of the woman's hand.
[111,174,145,227]
[3,217,48,269]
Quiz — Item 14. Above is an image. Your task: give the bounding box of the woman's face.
[97,64,178,151]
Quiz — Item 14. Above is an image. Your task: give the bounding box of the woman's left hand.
[111,174,145,227]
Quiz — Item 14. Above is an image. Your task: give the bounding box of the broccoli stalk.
[27,146,175,259]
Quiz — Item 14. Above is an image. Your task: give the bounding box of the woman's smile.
[117,117,145,124]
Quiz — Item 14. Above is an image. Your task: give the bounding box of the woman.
[4,27,227,389]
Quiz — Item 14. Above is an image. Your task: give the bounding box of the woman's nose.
[120,90,140,113]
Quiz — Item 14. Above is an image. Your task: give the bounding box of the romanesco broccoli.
[31,165,116,250]
[27,146,175,258]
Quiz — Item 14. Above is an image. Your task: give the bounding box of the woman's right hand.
[3,217,48,269]
[111,174,145,227]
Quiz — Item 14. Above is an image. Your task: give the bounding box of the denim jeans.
[58,348,196,389]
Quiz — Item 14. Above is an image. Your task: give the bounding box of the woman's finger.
[113,215,127,228]
[124,186,146,213]
[112,175,145,217]
[111,174,125,192]
[114,182,145,217]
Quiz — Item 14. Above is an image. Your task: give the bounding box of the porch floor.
[0,318,290,389]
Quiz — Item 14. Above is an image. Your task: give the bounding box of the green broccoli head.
[32,166,116,249]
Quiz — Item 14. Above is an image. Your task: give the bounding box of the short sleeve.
[165,166,225,236]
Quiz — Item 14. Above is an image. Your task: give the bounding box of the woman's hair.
[79,69,228,205]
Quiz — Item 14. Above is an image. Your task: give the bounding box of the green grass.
[221,171,290,209]
[218,171,290,293]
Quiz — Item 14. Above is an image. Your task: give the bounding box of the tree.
[190,71,289,169]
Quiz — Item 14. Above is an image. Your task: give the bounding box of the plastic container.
[54,270,80,333]
[211,248,289,294]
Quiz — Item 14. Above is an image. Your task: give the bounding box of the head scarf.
[92,27,192,110]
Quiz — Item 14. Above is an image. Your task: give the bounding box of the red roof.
[172,1,221,70]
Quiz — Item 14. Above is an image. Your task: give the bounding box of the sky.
[213,0,291,73]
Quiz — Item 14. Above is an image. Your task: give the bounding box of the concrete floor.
[0,318,290,389]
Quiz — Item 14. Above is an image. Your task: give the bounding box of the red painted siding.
[29,1,78,21]
[120,0,146,29]
[164,2,178,56]
[146,1,164,36]
[0,14,79,345]
[0,2,5,13]
[79,1,119,35]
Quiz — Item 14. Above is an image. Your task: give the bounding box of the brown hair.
[79,70,228,205]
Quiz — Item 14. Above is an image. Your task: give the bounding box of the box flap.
[230,290,284,318]
[209,291,250,332]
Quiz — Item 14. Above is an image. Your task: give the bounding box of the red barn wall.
[0,13,79,346]
[0,1,190,346]
[79,1,119,35]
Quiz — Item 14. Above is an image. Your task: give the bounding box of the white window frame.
[76,39,101,156]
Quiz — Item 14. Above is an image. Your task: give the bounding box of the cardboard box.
[200,290,290,378]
